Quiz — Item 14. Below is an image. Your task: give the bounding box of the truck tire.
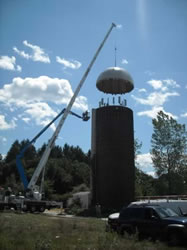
[30,206,36,213]
[168,230,181,246]
[118,226,133,236]
[22,207,28,212]
[117,226,124,235]
[38,206,45,213]
[0,205,4,211]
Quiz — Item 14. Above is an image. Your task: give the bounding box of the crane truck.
[0,109,89,212]
[0,23,116,213]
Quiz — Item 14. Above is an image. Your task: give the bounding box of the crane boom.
[16,108,88,192]
[27,23,116,192]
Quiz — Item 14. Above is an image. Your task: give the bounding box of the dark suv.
[107,205,187,246]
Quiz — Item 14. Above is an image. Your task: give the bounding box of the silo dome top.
[96,67,134,94]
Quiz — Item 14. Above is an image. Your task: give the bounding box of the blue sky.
[0,0,187,176]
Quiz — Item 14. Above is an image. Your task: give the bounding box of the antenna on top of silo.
[114,44,117,67]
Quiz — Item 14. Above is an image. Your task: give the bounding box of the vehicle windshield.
[155,207,179,218]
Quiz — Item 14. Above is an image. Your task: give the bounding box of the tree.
[0,154,4,184]
[134,138,156,196]
[5,140,20,163]
[20,139,37,160]
[151,111,187,194]
[134,138,142,160]
[1,140,91,199]
[50,145,63,158]
[5,140,37,163]
[135,168,156,196]
[37,143,47,157]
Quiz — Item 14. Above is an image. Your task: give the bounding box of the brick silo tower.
[91,67,135,211]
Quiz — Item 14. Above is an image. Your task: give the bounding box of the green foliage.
[5,131,186,200]
[151,111,187,194]
[134,138,156,197]
[20,140,37,160]
[50,145,63,158]
[0,140,91,200]
[135,168,156,197]
[63,143,90,163]
[72,183,89,193]
[5,140,20,163]
[67,197,83,215]
[1,138,158,200]
[134,138,142,160]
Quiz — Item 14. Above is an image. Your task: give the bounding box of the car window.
[144,208,159,219]
[120,208,144,219]
[120,208,131,219]
[130,208,144,218]
[145,208,152,219]
[155,207,179,218]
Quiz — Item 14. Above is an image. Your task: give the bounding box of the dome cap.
[96,67,134,94]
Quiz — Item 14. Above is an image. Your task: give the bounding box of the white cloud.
[136,153,156,177]
[147,80,163,90]
[0,76,88,108]
[13,47,31,59]
[40,119,56,131]
[24,102,57,130]
[1,154,6,159]
[16,65,22,72]
[181,113,187,118]
[147,171,156,177]
[137,106,178,119]
[116,24,123,29]
[145,70,155,76]
[137,106,163,119]
[121,59,128,65]
[73,96,88,110]
[147,79,180,92]
[0,115,16,130]
[132,78,180,119]
[56,56,81,69]
[13,40,50,63]
[25,102,57,119]
[136,153,153,172]
[0,56,22,72]
[22,117,31,124]
[163,79,180,88]
[0,136,7,143]
[136,153,152,167]
[0,76,88,129]
[132,91,179,107]
[138,88,147,93]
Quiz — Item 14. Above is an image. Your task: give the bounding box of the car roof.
[127,204,161,208]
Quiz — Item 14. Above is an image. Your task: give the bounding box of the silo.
[91,67,135,210]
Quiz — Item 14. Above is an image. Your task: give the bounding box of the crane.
[16,23,116,201]
[16,109,89,199]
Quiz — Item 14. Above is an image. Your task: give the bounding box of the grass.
[0,211,185,250]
